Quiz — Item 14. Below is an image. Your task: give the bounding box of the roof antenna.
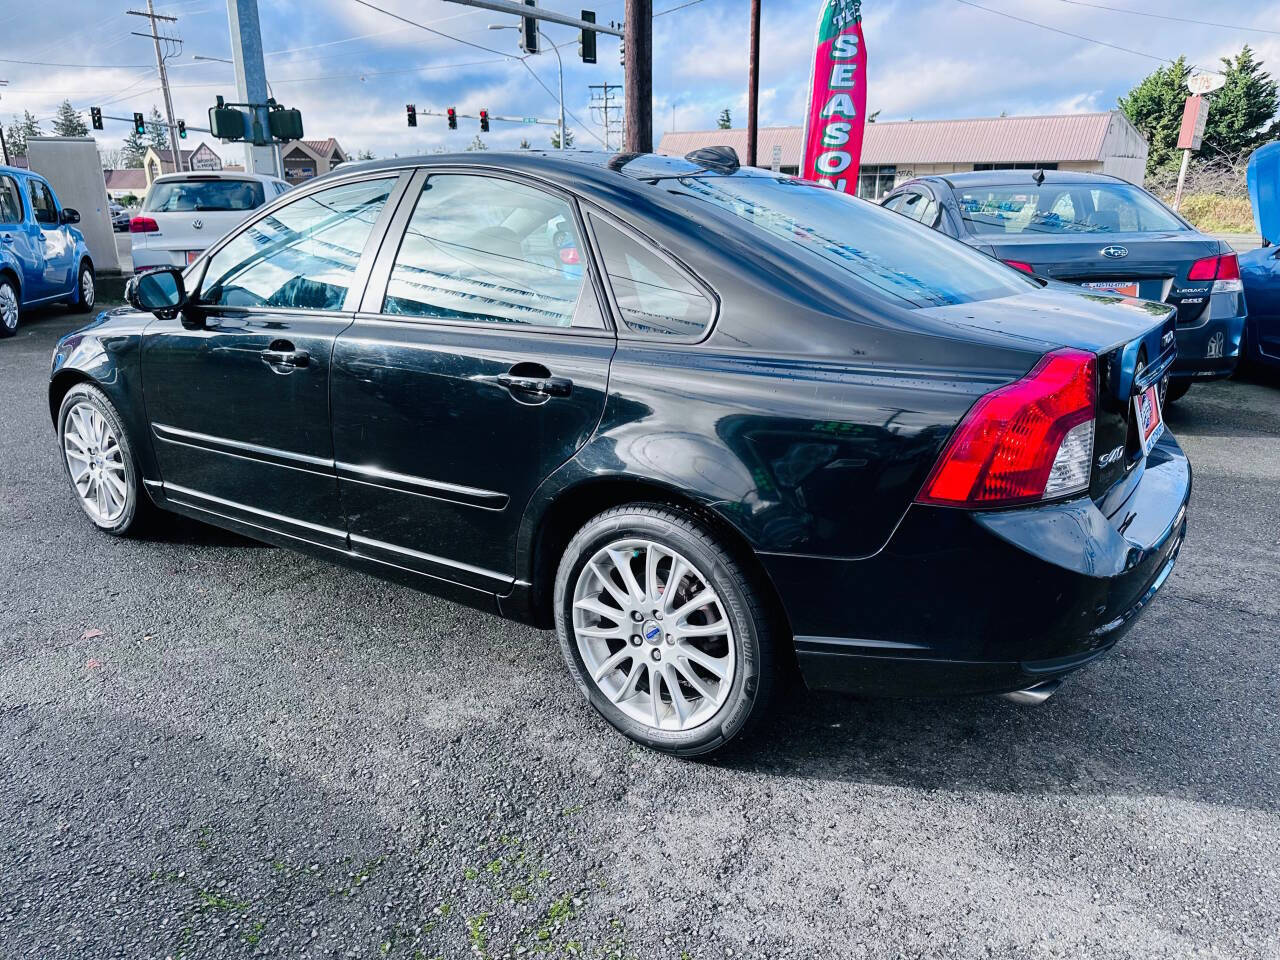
[1033,168,1046,185]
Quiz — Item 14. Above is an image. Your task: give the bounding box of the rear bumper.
[130,245,201,271]
[1170,300,1245,380]
[763,433,1191,698]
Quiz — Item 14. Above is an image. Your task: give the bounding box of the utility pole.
[128,0,184,173]
[746,0,761,167]
[589,82,622,150]
[623,0,651,152]
[0,80,9,166]
[226,0,278,176]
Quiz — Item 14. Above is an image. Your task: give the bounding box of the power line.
[346,0,521,59]
[950,0,1203,70]
[1053,0,1280,37]
[655,0,706,15]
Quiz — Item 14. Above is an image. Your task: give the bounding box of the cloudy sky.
[3,0,1278,163]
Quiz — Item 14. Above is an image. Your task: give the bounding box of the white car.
[130,171,291,272]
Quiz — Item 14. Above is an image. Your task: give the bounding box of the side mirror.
[127,267,187,318]
[59,208,80,225]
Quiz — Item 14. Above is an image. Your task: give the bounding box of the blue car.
[1240,244,1280,371]
[881,170,1247,402]
[0,164,96,337]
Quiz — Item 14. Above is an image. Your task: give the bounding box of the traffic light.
[579,10,596,64]
[267,105,304,141]
[133,112,146,135]
[90,107,103,131]
[406,104,417,128]
[520,0,539,54]
[479,110,490,133]
[447,108,457,130]
[177,119,187,139]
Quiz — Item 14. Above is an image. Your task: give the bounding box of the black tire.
[56,383,152,536]
[1165,379,1191,404]
[0,276,18,337]
[69,260,96,313]
[554,503,777,757]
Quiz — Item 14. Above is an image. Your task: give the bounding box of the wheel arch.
[49,369,98,425]
[519,474,794,645]
[0,264,19,300]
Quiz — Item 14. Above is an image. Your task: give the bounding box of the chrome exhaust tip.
[999,678,1063,706]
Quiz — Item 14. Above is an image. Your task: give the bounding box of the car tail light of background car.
[1003,259,1036,275]
[129,216,159,234]
[1186,252,1243,294]
[916,348,1097,508]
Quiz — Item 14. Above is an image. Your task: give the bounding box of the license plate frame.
[1081,279,1139,297]
[1134,383,1165,455]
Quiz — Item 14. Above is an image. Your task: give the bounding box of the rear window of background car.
[673,174,1031,310]
[956,182,1187,236]
[145,179,266,213]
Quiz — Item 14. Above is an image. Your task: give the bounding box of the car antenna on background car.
[1033,168,1046,185]
[684,146,740,174]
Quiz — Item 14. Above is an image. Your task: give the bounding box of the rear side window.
[589,216,713,338]
[200,177,395,311]
[27,179,57,225]
[0,176,21,224]
[145,179,266,213]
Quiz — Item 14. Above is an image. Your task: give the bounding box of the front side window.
[200,177,395,311]
[671,174,1032,309]
[145,178,266,213]
[589,216,713,339]
[27,180,57,225]
[957,182,1186,236]
[382,175,588,328]
[0,176,22,224]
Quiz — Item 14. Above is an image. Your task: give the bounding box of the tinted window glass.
[957,182,1186,235]
[145,179,266,213]
[0,176,21,224]
[589,216,712,338]
[201,177,394,311]
[672,174,1030,309]
[383,175,587,328]
[27,180,57,225]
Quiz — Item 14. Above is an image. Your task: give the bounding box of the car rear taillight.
[1187,252,1243,293]
[129,216,159,233]
[1003,259,1035,275]
[916,348,1097,508]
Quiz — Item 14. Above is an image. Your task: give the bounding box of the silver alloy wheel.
[0,284,16,330]
[80,268,95,309]
[572,538,736,732]
[62,401,128,524]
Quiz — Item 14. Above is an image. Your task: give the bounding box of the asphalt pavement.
[2,307,1278,960]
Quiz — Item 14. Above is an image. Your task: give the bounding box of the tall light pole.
[225,0,277,176]
[490,24,565,149]
[746,0,760,167]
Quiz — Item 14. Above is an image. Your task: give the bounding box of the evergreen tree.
[1118,55,1193,175]
[121,125,149,168]
[1202,45,1280,160]
[5,111,43,157]
[51,99,89,137]
[519,138,531,150]
[717,108,731,130]
[146,106,169,154]
[549,127,574,149]
[466,136,488,151]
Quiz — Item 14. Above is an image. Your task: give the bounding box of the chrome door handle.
[260,346,310,368]
[0,235,11,244]
[496,374,572,398]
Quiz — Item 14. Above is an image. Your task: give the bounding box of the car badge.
[1097,444,1125,468]
[192,219,204,230]
[1206,331,1224,359]
[1162,330,1175,348]
[1101,245,1128,259]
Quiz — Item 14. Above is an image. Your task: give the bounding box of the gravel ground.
[2,307,1278,960]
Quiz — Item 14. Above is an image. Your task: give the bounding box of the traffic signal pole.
[225,0,279,177]
[623,0,651,152]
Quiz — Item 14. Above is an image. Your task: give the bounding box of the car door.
[330,169,615,594]
[141,173,407,548]
[0,174,44,300]
[25,177,75,298]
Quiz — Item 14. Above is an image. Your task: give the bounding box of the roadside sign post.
[1173,73,1226,212]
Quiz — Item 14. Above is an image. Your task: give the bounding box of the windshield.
[670,174,1033,309]
[957,182,1186,236]
[145,179,265,213]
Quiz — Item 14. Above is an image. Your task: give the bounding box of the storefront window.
[855,165,897,200]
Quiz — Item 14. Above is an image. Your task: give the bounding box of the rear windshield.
[957,182,1186,236]
[671,174,1032,309]
[145,179,265,213]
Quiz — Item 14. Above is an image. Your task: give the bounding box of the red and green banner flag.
[800,0,866,192]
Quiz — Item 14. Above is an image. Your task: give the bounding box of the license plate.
[185,249,201,265]
[1081,280,1139,297]
[1134,383,1165,455]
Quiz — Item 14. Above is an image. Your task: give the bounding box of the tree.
[354,148,375,160]
[1202,45,1280,160]
[5,111,43,157]
[519,138,531,150]
[717,108,732,130]
[51,99,89,137]
[121,125,149,168]
[1118,56,1193,175]
[466,136,488,151]
[146,105,169,154]
[98,147,125,169]
[549,127,574,149]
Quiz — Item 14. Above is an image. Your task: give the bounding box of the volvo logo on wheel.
[643,620,662,643]
[1101,245,1129,259]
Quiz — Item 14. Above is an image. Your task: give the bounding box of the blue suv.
[0,165,96,337]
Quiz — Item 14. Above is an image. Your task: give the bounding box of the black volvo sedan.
[49,150,1190,756]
